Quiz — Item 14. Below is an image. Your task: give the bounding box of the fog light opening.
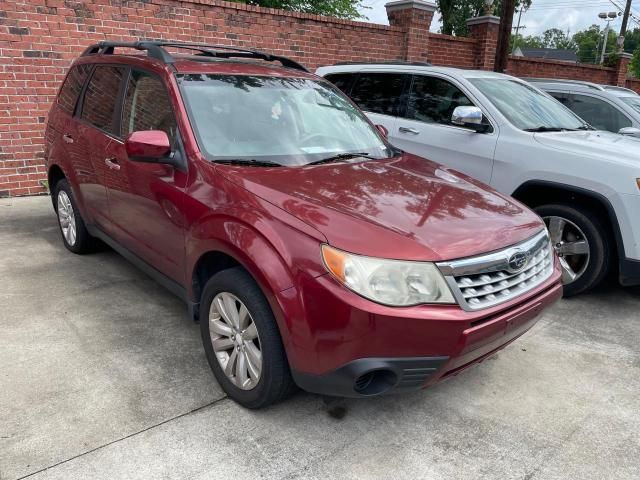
[353,369,397,396]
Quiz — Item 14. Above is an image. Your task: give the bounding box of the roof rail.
[602,85,638,94]
[525,77,605,91]
[81,41,309,72]
[333,60,432,67]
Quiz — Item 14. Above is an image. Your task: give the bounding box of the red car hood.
[219,154,544,261]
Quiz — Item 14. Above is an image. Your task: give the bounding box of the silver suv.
[528,79,640,138]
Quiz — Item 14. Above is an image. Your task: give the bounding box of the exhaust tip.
[353,369,397,396]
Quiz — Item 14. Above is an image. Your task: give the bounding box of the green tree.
[437,0,532,37]
[232,0,366,20]
[573,25,617,64]
[541,28,576,50]
[630,48,640,77]
[623,28,640,53]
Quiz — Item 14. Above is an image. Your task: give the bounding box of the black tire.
[200,267,296,408]
[535,204,611,297]
[53,179,96,254]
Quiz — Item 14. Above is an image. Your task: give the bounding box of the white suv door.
[389,74,498,184]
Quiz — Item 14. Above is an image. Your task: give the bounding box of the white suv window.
[571,94,632,132]
[406,75,474,125]
[350,73,406,116]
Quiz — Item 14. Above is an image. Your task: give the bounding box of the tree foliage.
[436,0,531,36]
[573,25,617,64]
[232,0,366,20]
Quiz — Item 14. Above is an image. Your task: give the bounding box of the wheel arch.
[47,164,66,209]
[512,180,623,271]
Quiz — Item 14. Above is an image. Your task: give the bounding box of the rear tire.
[200,267,296,408]
[54,179,96,254]
[535,204,611,297]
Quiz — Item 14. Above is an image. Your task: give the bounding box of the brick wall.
[428,33,475,68]
[0,0,638,197]
[507,57,617,85]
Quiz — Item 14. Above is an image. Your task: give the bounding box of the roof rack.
[602,85,638,94]
[525,78,605,91]
[333,60,432,67]
[81,41,308,72]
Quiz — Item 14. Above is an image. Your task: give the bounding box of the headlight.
[321,245,455,306]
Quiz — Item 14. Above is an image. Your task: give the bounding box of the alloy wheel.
[209,292,262,390]
[544,215,590,285]
[57,190,77,246]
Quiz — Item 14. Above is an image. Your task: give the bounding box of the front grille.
[437,230,554,311]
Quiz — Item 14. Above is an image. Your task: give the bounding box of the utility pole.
[512,7,524,54]
[619,0,633,51]
[495,0,516,72]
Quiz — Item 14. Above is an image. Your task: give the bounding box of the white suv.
[528,79,640,138]
[316,63,640,296]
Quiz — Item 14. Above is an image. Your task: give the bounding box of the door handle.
[62,134,74,144]
[105,157,120,171]
[399,127,420,135]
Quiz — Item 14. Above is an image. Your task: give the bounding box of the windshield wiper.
[523,126,567,132]
[211,159,283,167]
[305,152,370,166]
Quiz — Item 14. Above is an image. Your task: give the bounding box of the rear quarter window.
[323,73,356,95]
[57,64,92,115]
[350,73,406,116]
[80,65,126,135]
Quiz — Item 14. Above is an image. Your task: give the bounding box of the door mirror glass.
[376,124,389,138]
[125,130,171,162]
[451,106,490,132]
[618,126,640,137]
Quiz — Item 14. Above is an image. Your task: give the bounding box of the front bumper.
[289,261,562,398]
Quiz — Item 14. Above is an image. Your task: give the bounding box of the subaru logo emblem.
[507,251,529,273]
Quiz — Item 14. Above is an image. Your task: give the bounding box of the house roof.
[514,47,578,62]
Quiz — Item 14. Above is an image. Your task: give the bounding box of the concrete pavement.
[1,196,638,480]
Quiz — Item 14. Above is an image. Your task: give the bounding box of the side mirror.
[125,130,172,164]
[451,106,491,133]
[375,124,389,138]
[618,127,640,138]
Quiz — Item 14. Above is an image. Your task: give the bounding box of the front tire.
[200,267,296,408]
[535,204,611,297]
[54,179,96,254]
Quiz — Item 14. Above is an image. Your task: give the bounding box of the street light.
[598,11,621,64]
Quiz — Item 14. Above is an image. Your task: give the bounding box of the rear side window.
[570,94,632,132]
[57,64,91,114]
[122,70,177,146]
[407,75,474,125]
[350,73,406,116]
[324,73,356,95]
[81,65,125,135]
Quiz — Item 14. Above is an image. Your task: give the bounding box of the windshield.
[178,74,392,166]
[470,78,586,131]
[621,96,640,114]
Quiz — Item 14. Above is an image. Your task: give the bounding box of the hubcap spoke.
[211,337,234,352]
[236,351,248,387]
[557,240,589,256]
[548,216,566,245]
[245,341,262,369]
[222,294,241,329]
[210,317,233,337]
[242,323,258,341]
[245,350,261,382]
[559,257,578,284]
[224,348,238,377]
[238,304,250,330]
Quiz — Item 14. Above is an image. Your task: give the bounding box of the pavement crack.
[14,396,228,480]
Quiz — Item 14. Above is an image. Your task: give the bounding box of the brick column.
[385,0,436,63]
[466,15,500,70]
[615,52,633,87]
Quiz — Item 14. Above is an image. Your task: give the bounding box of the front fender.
[186,205,328,370]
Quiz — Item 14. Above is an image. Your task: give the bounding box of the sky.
[360,0,640,37]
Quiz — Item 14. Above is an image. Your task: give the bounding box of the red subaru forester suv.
[45,41,562,408]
